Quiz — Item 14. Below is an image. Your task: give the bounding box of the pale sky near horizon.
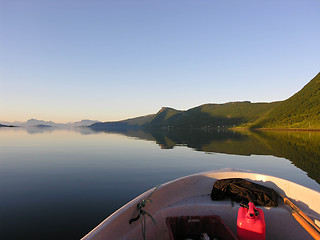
[1,0,319,123]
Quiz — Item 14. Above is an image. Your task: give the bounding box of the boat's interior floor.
[127,194,317,240]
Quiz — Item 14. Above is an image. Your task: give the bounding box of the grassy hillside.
[91,73,320,130]
[122,114,155,126]
[90,114,154,130]
[144,102,277,128]
[146,107,185,127]
[252,72,320,129]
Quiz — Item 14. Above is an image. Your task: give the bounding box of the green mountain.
[147,107,185,127]
[252,72,320,129]
[122,114,155,126]
[90,114,155,130]
[90,72,320,130]
[146,102,279,128]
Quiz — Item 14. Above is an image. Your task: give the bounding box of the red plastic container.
[237,202,266,240]
[166,215,237,240]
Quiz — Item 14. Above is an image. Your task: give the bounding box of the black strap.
[129,209,142,224]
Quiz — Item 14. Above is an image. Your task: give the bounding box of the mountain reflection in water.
[1,126,319,240]
[91,127,320,184]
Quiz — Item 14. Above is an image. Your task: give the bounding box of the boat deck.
[82,170,320,240]
[126,194,314,240]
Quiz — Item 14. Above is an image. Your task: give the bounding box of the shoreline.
[232,127,320,132]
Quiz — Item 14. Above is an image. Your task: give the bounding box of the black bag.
[211,178,279,207]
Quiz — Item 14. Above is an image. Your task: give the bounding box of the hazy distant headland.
[0,119,101,128]
[90,72,320,131]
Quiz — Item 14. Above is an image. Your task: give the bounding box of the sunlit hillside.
[90,73,320,130]
[252,72,320,128]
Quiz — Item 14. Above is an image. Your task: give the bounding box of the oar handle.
[291,211,320,240]
[281,194,320,234]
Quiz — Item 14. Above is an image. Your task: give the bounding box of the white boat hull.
[82,169,320,240]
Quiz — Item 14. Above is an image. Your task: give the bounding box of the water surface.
[0,127,319,239]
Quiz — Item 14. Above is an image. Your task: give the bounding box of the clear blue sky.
[1,0,319,123]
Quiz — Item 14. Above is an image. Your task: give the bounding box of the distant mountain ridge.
[25,119,57,127]
[0,119,101,127]
[90,72,320,130]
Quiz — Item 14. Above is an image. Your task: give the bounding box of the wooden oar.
[291,210,320,240]
[280,194,320,239]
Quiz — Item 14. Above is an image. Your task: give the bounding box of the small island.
[0,124,17,128]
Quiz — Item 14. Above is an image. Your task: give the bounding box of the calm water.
[0,127,319,239]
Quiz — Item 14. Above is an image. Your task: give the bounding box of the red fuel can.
[237,202,266,240]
